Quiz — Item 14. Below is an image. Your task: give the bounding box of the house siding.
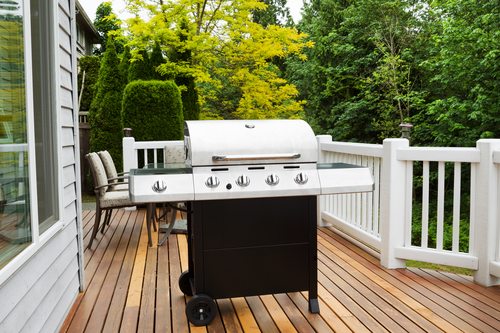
[0,0,83,331]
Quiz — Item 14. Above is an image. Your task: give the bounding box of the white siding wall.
[0,0,82,331]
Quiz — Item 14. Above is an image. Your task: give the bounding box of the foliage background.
[290,0,499,147]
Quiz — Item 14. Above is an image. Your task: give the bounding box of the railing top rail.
[132,140,183,149]
[321,141,383,158]
[397,147,480,163]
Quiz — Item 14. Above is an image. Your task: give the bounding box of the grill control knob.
[236,174,250,187]
[295,172,308,185]
[205,175,220,188]
[265,174,280,186]
[152,180,167,193]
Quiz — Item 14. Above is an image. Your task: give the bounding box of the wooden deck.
[61,209,500,333]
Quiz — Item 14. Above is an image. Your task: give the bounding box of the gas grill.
[129,119,373,326]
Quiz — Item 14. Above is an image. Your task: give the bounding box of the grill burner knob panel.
[205,176,220,188]
[236,175,250,187]
[152,180,167,193]
[265,174,280,186]
[295,172,309,185]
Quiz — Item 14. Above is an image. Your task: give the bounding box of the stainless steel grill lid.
[185,120,318,166]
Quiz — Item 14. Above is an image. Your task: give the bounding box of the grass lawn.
[407,260,473,276]
[82,193,95,203]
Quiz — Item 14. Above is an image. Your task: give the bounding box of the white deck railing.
[123,135,500,287]
[122,137,184,171]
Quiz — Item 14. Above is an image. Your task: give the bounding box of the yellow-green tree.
[123,0,312,119]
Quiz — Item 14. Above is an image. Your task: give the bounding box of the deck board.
[61,209,500,332]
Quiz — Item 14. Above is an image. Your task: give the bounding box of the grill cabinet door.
[190,196,317,299]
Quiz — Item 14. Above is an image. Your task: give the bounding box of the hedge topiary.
[122,80,184,142]
[89,37,124,171]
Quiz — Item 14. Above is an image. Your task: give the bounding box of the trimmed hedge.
[122,80,184,141]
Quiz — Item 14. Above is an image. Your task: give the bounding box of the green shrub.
[89,38,124,171]
[77,56,100,111]
[122,80,184,142]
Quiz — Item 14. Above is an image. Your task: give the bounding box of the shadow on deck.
[61,209,500,332]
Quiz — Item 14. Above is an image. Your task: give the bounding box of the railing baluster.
[373,158,381,236]
[452,162,461,252]
[437,161,445,250]
[422,161,430,248]
[405,161,413,246]
[469,163,476,255]
[367,157,374,234]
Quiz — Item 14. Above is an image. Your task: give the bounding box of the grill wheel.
[185,294,217,326]
[179,270,193,296]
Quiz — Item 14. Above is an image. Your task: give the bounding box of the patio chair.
[86,152,136,249]
[97,150,128,191]
[98,150,160,234]
[96,151,129,231]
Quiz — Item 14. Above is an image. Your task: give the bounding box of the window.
[31,0,58,233]
[0,0,59,269]
[0,0,32,269]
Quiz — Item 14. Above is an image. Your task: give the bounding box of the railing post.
[380,138,408,268]
[123,134,136,174]
[473,139,500,286]
[317,135,332,227]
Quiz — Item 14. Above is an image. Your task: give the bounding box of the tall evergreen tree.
[93,2,121,54]
[119,45,131,83]
[150,42,166,80]
[89,37,124,171]
[128,49,152,81]
[77,56,100,111]
[170,19,200,120]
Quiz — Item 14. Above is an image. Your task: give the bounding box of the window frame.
[0,0,65,286]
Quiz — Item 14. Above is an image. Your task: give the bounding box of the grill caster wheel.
[179,271,193,296]
[186,294,216,326]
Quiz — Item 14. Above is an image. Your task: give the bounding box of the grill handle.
[212,153,301,162]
